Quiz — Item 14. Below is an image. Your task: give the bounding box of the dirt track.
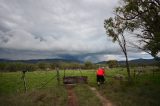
[88,86,113,106]
[66,84,78,106]
[65,84,113,106]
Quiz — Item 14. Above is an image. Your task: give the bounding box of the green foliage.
[107,60,118,68]
[0,62,99,72]
[37,62,48,70]
[84,61,94,69]
[114,0,160,59]
[0,62,36,72]
[104,13,131,80]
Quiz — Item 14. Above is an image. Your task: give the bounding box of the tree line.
[0,61,98,72]
[0,60,158,72]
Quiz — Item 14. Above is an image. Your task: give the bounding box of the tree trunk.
[56,68,60,86]
[154,55,160,67]
[125,53,131,81]
[22,71,27,92]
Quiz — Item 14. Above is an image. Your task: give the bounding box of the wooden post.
[64,69,66,78]
[21,70,27,92]
[56,67,60,85]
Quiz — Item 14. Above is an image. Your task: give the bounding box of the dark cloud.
[0,0,152,62]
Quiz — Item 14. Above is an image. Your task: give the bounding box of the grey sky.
[0,0,152,62]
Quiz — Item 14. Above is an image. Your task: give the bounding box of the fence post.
[56,67,60,85]
[21,70,27,92]
[64,69,66,78]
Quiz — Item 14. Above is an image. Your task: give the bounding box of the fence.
[0,69,96,94]
[0,67,160,94]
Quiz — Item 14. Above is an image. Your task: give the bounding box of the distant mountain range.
[0,58,82,64]
[97,58,156,65]
[0,58,156,65]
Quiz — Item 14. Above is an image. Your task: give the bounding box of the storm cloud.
[0,0,152,62]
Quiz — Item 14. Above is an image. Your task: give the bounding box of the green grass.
[0,70,101,106]
[0,86,67,106]
[0,68,160,106]
[99,79,160,106]
[0,71,58,94]
[97,68,160,106]
[74,84,102,106]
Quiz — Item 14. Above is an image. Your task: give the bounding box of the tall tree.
[115,0,160,62]
[104,16,131,80]
[84,61,93,69]
[107,60,118,68]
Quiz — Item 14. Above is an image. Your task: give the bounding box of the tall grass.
[97,68,160,106]
[0,68,160,106]
[0,70,101,106]
[0,86,67,106]
[74,84,102,106]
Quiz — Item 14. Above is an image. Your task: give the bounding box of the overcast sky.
[0,0,153,62]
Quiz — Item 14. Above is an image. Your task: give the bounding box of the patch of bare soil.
[65,84,78,106]
[88,86,114,106]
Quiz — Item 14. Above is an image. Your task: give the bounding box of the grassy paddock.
[0,71,58,94]
[98,68,160,106]
[0,86,67,106]
[0,70,97,94]
[0,68,160,106]
[0,70,100,106]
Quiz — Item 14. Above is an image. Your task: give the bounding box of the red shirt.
[96,68,105,76]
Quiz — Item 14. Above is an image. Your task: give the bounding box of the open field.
[0,68,160,106]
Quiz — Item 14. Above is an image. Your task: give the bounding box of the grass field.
[0,68,160,106]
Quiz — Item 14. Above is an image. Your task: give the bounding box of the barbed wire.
[37,75,57,89]
[2,68,159,93]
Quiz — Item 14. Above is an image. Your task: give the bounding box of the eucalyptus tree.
[114,0,160,62]
[104,16,131,80]
[104,0,160,79]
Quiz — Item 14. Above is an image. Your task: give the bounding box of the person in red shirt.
[96,67,105,86]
